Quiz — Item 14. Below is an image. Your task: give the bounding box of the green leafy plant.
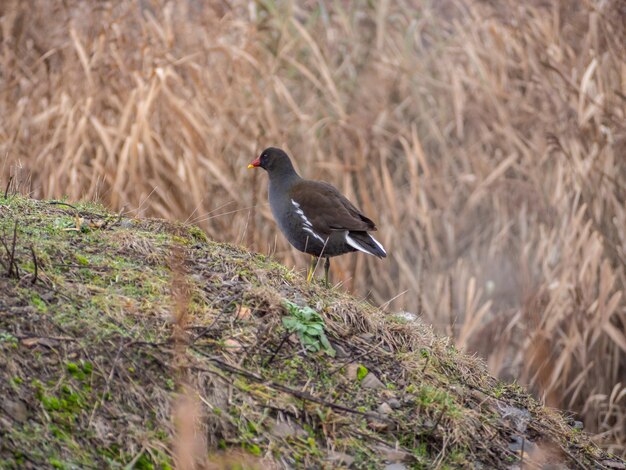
[282,300,335,357]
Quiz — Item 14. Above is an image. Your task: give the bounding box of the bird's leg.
[306,256,317,284]
[324,257,331,287]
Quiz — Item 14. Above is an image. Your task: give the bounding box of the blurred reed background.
[1,0,624,455]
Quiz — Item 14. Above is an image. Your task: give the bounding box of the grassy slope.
[0,196,620,469]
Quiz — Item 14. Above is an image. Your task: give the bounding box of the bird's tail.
[345,231,387,258]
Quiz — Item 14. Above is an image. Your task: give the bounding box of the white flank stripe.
[304,227,325,243]
[292,199,321,237]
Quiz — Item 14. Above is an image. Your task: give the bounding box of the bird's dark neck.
[268,164,301,191]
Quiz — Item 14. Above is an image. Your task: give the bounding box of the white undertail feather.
[345,233,387,257]
[369,234,387,256]
[345,234,370,254]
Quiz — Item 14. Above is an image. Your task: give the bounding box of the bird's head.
[248,147,292,173]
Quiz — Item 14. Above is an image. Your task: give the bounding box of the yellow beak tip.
[247,164,255,169]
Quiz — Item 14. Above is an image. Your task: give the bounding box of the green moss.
[273,355,304,382]
[75,254,90,266]
[48,457,66,469]
[42,395,63,412]
[81,361,93,374]
[134,453,155,470]
[40,385,86,415]
[416,385,461,418]
[186,225,208,243]
[244,443,262,456]
[493,383,506,398]
[30,292,48,313]
[357,365,369,381]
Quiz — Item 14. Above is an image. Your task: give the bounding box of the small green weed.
[282,300,335,357]
[0,332,18,344]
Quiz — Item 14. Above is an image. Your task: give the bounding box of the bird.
[248,147,386,286]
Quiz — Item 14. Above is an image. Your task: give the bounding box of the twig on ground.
[1,220,19,277]
[48,201,78,211]
[430,405,447,432]
[264,332,291,367]
[88,340,127,426]
[4,176,12,199]
[328,339,384,376]
[195,351,391,422]
[30,245,38,284]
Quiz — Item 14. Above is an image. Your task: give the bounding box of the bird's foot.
[306,256,317,284]
[323,257,331,288]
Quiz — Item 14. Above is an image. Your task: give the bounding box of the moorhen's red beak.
[247,157,261,169]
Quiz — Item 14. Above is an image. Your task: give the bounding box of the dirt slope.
[0,196,622,469]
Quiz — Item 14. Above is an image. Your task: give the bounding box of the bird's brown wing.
[289,180,377,234]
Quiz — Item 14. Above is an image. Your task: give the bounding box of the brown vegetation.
[1,0,624,456]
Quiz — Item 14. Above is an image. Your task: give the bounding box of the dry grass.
[0,196,617,468]
[1,0,624,455]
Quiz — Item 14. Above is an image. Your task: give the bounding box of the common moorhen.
[248,147,386,285]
